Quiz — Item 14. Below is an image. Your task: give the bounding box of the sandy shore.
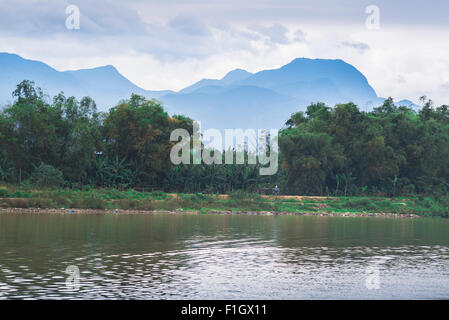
[0,207,421,218]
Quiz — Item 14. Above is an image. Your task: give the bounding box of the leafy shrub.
[229,190,261,200]
[10,190,32,198]
[82,185,94,192]
[423,195,449,217]
[29,163,66,188]
[0,159,16,183]
[150,190,166,200]
[374,200,394,211]
[340,197,378,211]
[195,192,207,200]
[0,188,10,197]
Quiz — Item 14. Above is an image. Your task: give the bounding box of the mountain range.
[0,52,418,130]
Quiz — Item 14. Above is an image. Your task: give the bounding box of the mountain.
[0,52,171,108]
[395,99,421,111]
[163,85,298,132]
[179,68,253,94]
[236,58,377,105]
[0,52,417,130]
[163,58,380,129]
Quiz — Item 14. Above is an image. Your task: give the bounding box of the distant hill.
[179,68,253,94]
[0,52,171,108]
[0,52,417,130]
[394,99,421,110]
[163,58,380,129]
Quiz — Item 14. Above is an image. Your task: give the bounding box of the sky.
[0,0,448,105]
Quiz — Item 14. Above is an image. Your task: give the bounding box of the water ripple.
[1,214,449,299]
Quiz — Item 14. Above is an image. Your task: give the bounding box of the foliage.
[279,99,449,197]
[1,81,449,207]
[102,94,193,186]
[29,162,66,187]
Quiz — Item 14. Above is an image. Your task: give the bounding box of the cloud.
[248,23,290,45]
[1,0,449,106]
[168,15,211,36]
[396,75,406,84]
[293,29,307,42]
[440,83,449,93]
[341,41,370,53]
[0,0,148,36]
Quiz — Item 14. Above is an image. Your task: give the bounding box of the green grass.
[0,185,447,217]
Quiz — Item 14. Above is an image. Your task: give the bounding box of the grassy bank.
[0,185,447,217]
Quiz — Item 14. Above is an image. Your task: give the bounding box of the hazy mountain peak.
[0,52,30,62]
[94,64,118,72]
[65,64,119,74]
[221,68,252,84]
[179,68,252,94]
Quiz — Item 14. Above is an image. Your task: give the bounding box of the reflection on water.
[1,213,449,299]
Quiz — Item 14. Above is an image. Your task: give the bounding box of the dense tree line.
[279,98,449,196]
[0,81,193,189]
[0,81,272,192]
[1,80,448,197]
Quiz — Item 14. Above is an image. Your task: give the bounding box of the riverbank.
[0,186,444,217]
[0,206,421,217]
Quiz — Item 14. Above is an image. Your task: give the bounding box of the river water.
[0,213,449,299]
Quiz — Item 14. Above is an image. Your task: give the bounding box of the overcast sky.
[1,0,448,104]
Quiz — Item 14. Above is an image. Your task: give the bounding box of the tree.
[103,94,193,186]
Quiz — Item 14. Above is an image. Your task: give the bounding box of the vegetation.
[0,80,276,193]
[0,80,448,216]
[279,99,449,199]
[0,185,443,216]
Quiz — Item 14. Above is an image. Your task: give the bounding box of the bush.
[150,190,166,200]
[340,197,378,211]
[10,190,32,198]
[29,163,66,188]
[375,200,394,211]
[0,188,10,197]
[229,190,261,200]
[0,159,16,183]
[422,195,449,217]
[195,192,207,200]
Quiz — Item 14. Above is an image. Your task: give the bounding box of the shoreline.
[0,207,421,218]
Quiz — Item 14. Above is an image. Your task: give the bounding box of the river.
[0,213,448,299]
